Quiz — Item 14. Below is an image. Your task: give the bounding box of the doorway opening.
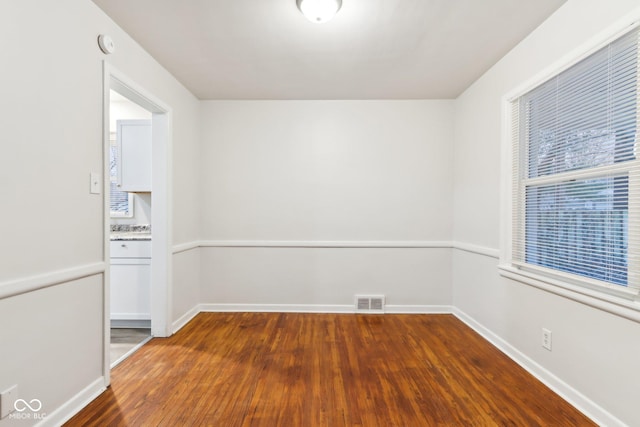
[102,63,172,382]
[108,90,152,367]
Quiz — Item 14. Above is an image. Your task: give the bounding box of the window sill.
[498,264,640,323]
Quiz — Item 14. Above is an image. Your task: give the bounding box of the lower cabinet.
[110,241,151,323]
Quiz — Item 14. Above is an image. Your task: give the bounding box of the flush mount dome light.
[296,0,342,23]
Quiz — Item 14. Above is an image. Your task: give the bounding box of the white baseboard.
[111,319,151,329]
[197,303,453,314]
[200,303,355,313]
[452,308,625,427]
[385,305,452,314]
[37,377,105,427]
[172,304,201,333]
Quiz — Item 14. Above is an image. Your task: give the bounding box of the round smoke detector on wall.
[98,34,115,54]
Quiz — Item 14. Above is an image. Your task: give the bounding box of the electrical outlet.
[542,328,552,351]
[0,384,18,419]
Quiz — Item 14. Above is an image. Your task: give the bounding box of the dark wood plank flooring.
[66,313,595,426]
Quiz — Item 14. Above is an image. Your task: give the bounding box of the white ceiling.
[93,0,566,100]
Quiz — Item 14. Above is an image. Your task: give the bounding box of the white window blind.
[110,141,133,217]
[511,27,640,293]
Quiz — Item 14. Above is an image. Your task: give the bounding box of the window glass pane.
[523,29,637,178]
[110,145,118,178]
[110,182,131,216]
[525,176,628,285]
[109,145,130,216]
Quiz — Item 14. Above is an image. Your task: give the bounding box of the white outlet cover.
[542,328,552,351]
[0,384,18,419]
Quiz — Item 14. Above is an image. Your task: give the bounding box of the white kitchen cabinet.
[116,119,152,192]
[111,240,152,258]
[110,240,151,322]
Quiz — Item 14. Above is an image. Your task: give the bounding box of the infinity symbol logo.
[14,399,42,412]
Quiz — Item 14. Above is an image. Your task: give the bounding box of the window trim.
[498,264,640,323]
[499,15,640,314]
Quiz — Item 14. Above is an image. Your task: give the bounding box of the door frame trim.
[102,62,173,385]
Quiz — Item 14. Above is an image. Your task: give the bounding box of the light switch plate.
[0,384,18,419]
[90,172,101,194]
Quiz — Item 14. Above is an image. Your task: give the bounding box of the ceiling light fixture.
[296,0,342,24]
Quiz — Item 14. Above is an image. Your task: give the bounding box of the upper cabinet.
[117,119,152,192]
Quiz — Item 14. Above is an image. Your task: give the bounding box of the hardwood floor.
[66,313,594,426]
[110,328,151,367]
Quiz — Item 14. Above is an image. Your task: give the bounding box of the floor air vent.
[355,295,385,313]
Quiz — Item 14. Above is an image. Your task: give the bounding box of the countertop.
[110,224,152,241]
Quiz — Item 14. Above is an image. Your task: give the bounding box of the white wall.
[200,247,452,309]
[172,249,201,327]
[452,1,640,425]
[0,277,103,427]
[0,0,200,424]
[199,100,454,309]
[3,0,637,424]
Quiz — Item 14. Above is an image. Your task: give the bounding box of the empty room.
[1,0,640,426]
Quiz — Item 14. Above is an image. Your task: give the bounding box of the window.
[508,26,639,297]
[110,139,133,217]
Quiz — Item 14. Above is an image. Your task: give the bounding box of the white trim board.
[0,262,105,300]
[172,304,201,334]
[199,240,452,249]
[37,377,105,427]
[385,305,453,314]
[104,62,174,341]
[172,241,200,254]
[174,239,499,259]
[500,266,640,324]
[452,241,499,259]
[452,308,625,427]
